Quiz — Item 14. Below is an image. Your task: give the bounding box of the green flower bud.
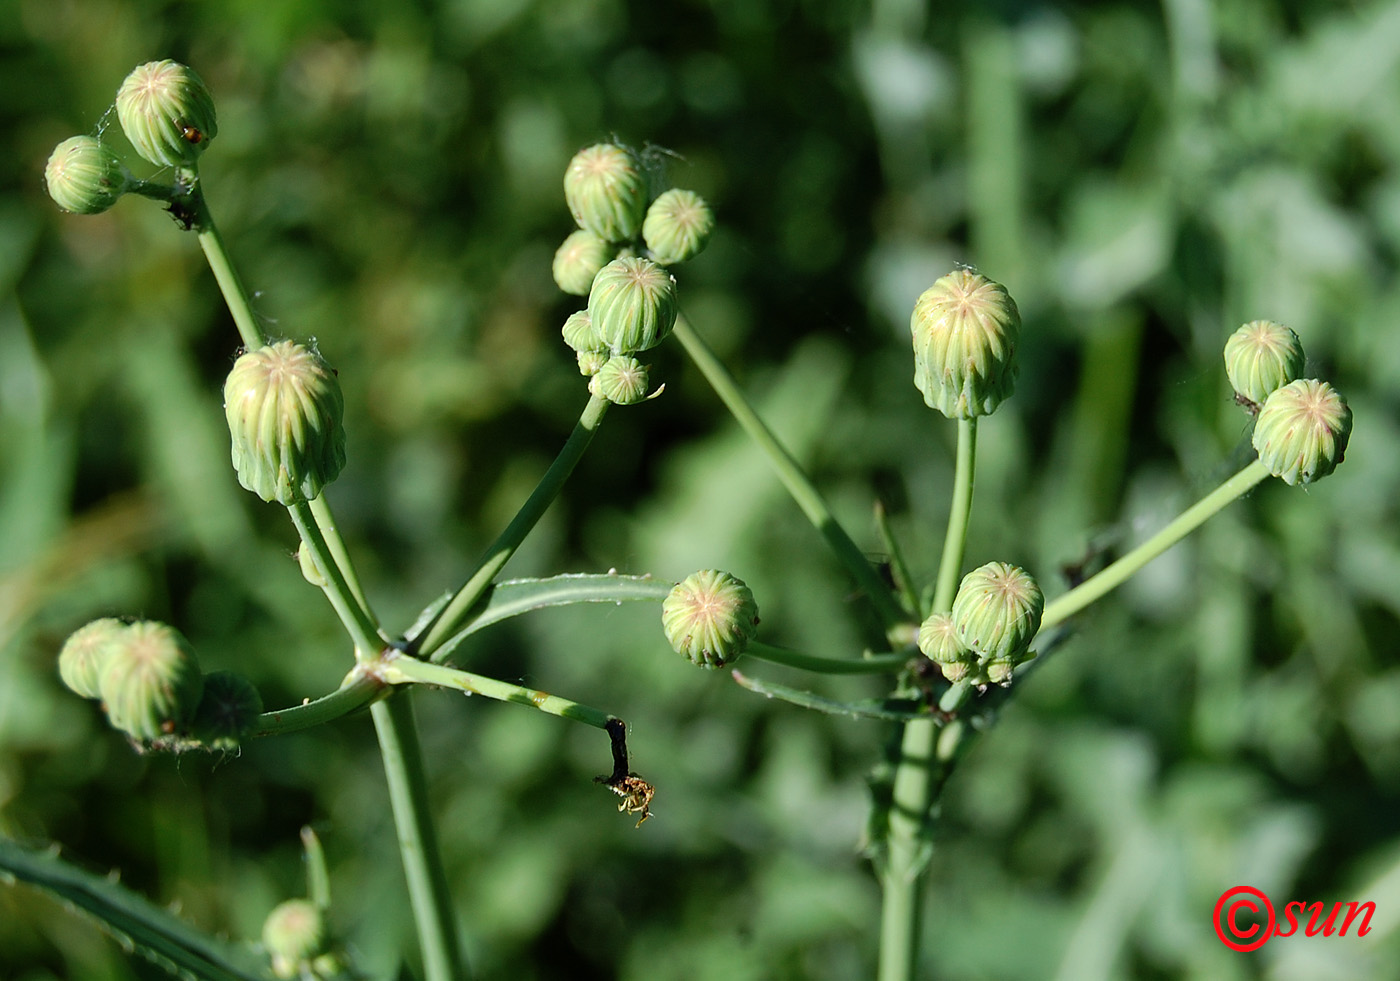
[1224,320,1305,407]
[224,340,346,505]
[44,136,127,215]
[115,60,217,168]
[917,612,976,683]
[564,143,647,243]
[577,348,608,376]
[98,620,203,741]
[643,188,715,266]
[951,562,1043,663]
[910,270,1021,419]
[587,256,677,355]
[662,570,759,668]
[192,671,263,750]
[588,355,652,405]
[262,898,326,979]
[297,540,330,587]
[561,309,604,354]
[58,617,128,699]
[553,230,614,296]
[1252,378,1352,486]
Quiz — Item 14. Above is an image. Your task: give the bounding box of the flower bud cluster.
[58,618,261,749]
[553,143,716,402]
[1221,321,1352,486]
[45,60,218,218]
[917,562,1043,687]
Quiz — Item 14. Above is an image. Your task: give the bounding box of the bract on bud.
[44,136,127,214]
[1252,378,1352,486]
[577,349,608,376]
[192,671,263,750]
[262,898,326,979]
[951,562,1043,663]
[917,612,976,683]
[643,188,714,266]
[1224,320,1305,407]
[224,340,346,505]
[115,60,217,168]
[58,617,128,699]
[910,270,1021,419]
[553,230,614,296]
[588,355,651,405]
[561,309,604,354]
[564,143,647,243]
[662,570,759,668]
[98,620,203,742]
[587,256,677,355]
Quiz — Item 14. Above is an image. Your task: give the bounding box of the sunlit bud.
[564,143,647,243]
[116,60,217,168]
[588,355,652,405]
[1224,320,1305,407]
[643,188,714,266]
[662,570,759,668]
[98,620,204,742]
[44,136,127,214]
[553,230,614,296]
[910,270,1020,419]
[1252,378,1352,486]
[561,309,604,354]
[58,617,127,699]
[587,256,677,355]
[951,562,1043,662]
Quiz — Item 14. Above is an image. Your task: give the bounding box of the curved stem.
[371,693,469,981]
[309,494,372,616]
[1040,459,1271,629]
[252,669,387,737]
[879,416,978,981]
[672,315,908,637]
[288,500,383,658]
[746,641,911,675]
[187,176,266,351]
[416,394,611,660]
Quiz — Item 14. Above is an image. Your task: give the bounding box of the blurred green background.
[3,0,1400,977]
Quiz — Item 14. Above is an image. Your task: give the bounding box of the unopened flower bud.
[58,617,128,699]
[98,620,203,741]
[577,348,607,376]
[910,270,1021,419]
[564,143,647,243]
[1224,320,1305,407]
[951,562,1043,663]
[262,898,326,978]
[588,256,677,354]
[561,310,603,354]
[192,671,263,750]
[115,60,217,168]
[917,612,977,683]
[224,340,346,505]
[44,136,127,214]
[643,189,714,266]
[1252,378,1352,486]
[297,540,330,587]
[553,230,613,296]
[662,570,759,668]
[588,355,652,405]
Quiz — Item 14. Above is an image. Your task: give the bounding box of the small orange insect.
[181,125,204,145]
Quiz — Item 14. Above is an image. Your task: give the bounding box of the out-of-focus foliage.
[2,0,1399,977]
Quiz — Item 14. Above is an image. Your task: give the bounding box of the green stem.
[879,416,978,981]
[288,500,383,658]
[672,315,908,637]
[1040,460,1271,630]
[416,394,611,660]
[875,500,922,618]
[187,177,266,351]
[371,693,468,981]
[252,669,387,737]
[746,641,911,675]
[309,493,372,615]
[301,827,332,909]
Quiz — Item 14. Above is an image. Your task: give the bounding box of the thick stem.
[416,394,610,660]
[879,416,977,981]
[371,693,469,981]
[252,669,387,737]
[672,315,908,635]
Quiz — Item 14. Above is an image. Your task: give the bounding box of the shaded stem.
[309,493,372,616]
[1041,459,1270,629]
[875,500,922,618]
[416,394,611,660]
[371,693,468,981]
[746,641,911,675]
[672,315,908,636]
[879,416,977,981]
[252,669,387,737]
[186,175,265,351]
[288,501,383,658]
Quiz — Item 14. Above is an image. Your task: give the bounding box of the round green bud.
[577,348,608,376]
[588,355,651,405]
[662,570,759,668]
[587,256,677,355]
[262,898,326,978]
[1252,378,1352,486]
[564,143,647,243]
[191,671,263,750]
[224,340,346,505]
[58,617,128,699]
[910,270,1021,419]
[1224,320,1305,407]
[115,60,217,168]
[44,136,127,215]
[643,188,715,266]
[553,230,614,296]
[98,620,203,741]
[917,612,976,683]
[951,562,1044,663]
[561,309,604,354]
